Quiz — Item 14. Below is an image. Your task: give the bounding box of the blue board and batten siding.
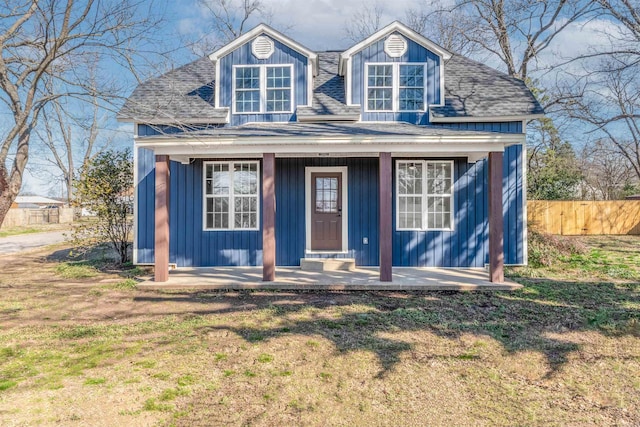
[218,36,309,126]
[275,158,380,266]
[351,33,441,125]
[136,147,156,264]
[135,153,379,267]
[136,149,263,266]
[136,148,525,267]
[432,121,525,265]
[392,159,488,267]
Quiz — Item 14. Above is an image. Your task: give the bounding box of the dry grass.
[0,237,638,426]
[0,223,69,238]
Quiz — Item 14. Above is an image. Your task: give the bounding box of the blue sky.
[21,0,626,196]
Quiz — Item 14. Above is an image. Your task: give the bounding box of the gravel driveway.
[0,231,68,255]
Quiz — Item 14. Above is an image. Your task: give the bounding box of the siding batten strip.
[263,153,276,281]
[155,155,170,282]
[379,152,392,281]
[488,152,504,283]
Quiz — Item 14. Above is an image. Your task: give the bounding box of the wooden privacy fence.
[528,200,640,235]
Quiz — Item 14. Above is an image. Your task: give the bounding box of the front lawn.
[0,236,638,426]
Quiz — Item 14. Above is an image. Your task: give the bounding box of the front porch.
[137,122,528,285]
[151,151,508,284]
[138,267,522,291]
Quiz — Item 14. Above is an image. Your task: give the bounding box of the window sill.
[364,109,427,114]
[305,250,349,255]
[396,228,454,232]
[203,228,260,232]
[232,110,294,115]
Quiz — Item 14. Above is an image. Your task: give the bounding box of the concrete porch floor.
[138,267,523,291]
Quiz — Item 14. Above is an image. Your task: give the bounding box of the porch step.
[300,258,356,272]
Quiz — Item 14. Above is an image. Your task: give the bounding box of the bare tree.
[0,0,161,227]
[557,1,640,181]
[408,0,598,81]
[191,0,272,54]
[561,61,640,179]
[345,2,385,42]
[595,0,639,67]
[579,138,638,200]
[36,88,108,205]
[405,1,476,56]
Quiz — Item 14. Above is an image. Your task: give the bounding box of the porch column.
[154,155,170,282]
[262,153,276,281]
[488,151,504,283]
[379,152,392,282]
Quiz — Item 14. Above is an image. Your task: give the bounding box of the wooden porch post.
[488,151,504,283]
[262,153,276,281]
[154,155,170,282]
[379,152,392,282]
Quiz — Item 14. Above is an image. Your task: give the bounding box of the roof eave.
[117,113,230,125]
[134,134,524,158]
[430,113,545,123]
[296,114,361,123]
[135,132,524,146]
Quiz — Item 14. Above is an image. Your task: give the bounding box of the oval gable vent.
[252,36,274,59]
[384,34,407,58]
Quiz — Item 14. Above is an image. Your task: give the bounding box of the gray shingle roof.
[431,55,544,119]
[142,122,501,139]
[118,57,228,123]
[297,52,360,120]
[119,49,543,124]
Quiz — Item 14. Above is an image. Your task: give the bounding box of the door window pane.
[315,177,338,213]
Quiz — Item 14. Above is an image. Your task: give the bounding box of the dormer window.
[233,65,293,114]
[366,63,425,112]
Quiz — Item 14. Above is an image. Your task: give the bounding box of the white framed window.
[367,64,393,111]
[204,161,260,231]
[233,65,293,114]
[396,160,454,231]
[366,63,426,112]
[235,67,260,113]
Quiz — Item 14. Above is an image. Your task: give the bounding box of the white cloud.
[269,0,424,49]
[176,0,421,51]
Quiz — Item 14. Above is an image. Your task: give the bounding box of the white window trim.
[364,62,428,113]
[133,145,138,264]
[395,160,455,231]
[305,166,349,253]
[232,64,294,115]
[203,160,261,231]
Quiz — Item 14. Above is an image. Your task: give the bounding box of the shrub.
[528,230,587,267]
[73,149,133,265]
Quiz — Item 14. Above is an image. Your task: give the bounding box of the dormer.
[339,21,451,125]
[209,24,318,126]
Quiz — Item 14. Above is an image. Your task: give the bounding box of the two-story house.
[118,22,543,283]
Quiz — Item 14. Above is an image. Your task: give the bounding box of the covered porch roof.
[135,122,525,161]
